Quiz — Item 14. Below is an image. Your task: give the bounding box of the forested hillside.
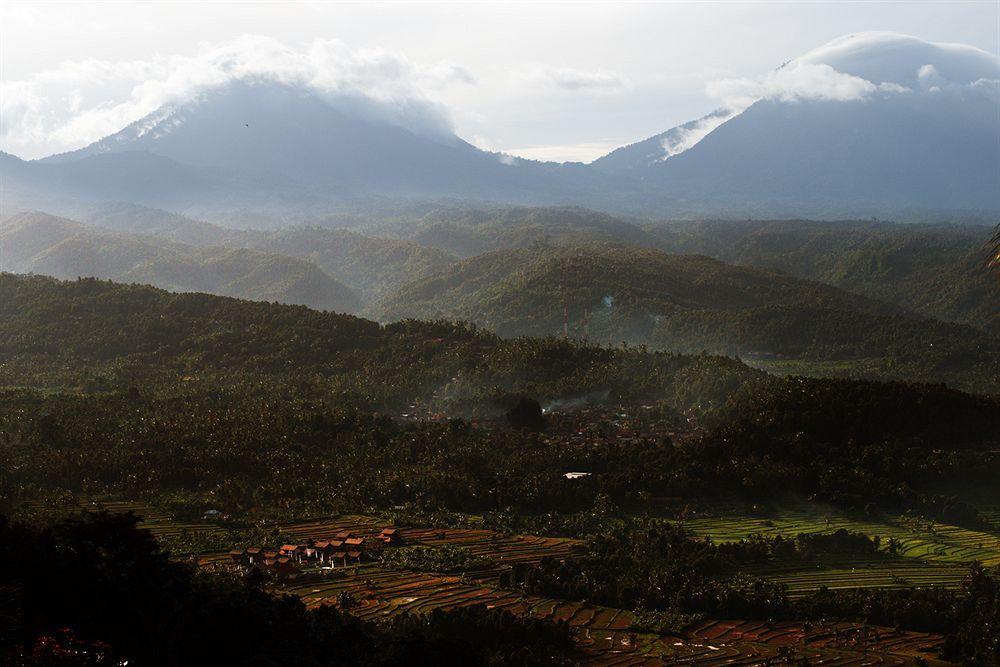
[0,273,759,413]
[370,244,1000,393]
[245,227,457,302]
[359,206,655,258]
[86,205,459,303]
[0,212,361,313]
[644,219,1000,335]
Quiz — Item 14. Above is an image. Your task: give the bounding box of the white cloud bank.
[661,31,1000,161]
[660,108,741,160]
[0,35,476,159]
[706,31,1000,111]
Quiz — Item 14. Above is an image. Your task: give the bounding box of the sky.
[1,1,998,162]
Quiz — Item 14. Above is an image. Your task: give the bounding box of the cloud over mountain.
[1,35,476,159]
[706,31,999,111]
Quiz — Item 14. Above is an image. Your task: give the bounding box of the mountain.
[370,244,1000,392]
[45,81,487,191]
[593,32,1000,214]
[0,211,361,312]
[0,149,218,218]
[2,33,997,218]
[26,80,615,212]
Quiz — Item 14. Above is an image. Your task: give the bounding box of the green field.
[675,505,1000,596]
[753,558,971,596]
[682,510,1000,566]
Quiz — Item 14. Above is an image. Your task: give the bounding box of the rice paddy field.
[671,504,1000,599]
[15,497,227,543]
[753,558,971,597]
[682,511,1000,566]
[281,563,947,665]
[263,514,953,664]
[25,498,981,663]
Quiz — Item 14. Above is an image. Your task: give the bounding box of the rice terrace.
[14,484,995,664]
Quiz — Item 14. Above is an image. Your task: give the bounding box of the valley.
[3,15,999,665]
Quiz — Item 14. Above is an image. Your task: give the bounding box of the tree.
[506,397,547,431]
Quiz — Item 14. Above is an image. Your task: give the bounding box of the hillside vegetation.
[246,227,457,302]
[644,219,1000,335]
[370,244,1000,393]
[0,273,760,413]
[1,212,361,313]
[360,206,655,258]
[86,204,458,303]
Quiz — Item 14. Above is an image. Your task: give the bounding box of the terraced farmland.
[266,514,950,664]
[282,564,946,665]
[756,559,971,596]
[278,516,585,571]
[16,497,227,543]
[86,499,227,542]
[23,503,960,663]
[682,510,1000,566]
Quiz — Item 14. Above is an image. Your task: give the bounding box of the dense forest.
[644,219,1000,335]
[0,273,757,412]
[370,243,1000,393]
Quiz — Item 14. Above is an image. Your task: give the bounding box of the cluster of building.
[228,528,403,581]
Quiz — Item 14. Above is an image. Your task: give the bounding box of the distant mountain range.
[2,32,997,219]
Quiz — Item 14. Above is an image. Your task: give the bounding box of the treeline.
[0,512,575,665]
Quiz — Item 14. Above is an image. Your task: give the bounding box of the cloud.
[660,108,740,160]
[519,66,624,92]
[796,31,1000,89]
[705,32,999,111]
[0,35,476,159]
[706,61,885,110]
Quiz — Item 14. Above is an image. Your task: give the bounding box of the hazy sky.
[2,1,998,162]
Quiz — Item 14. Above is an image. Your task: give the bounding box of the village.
[227,527,404,581]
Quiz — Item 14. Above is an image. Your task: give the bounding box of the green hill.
[644,219,1000,336]
[85,205,458,304]
[246,227,457,302]
[0,272,761,413]
[359,206,655,258]
[370,244,1000,393]
[0,211,362,313]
